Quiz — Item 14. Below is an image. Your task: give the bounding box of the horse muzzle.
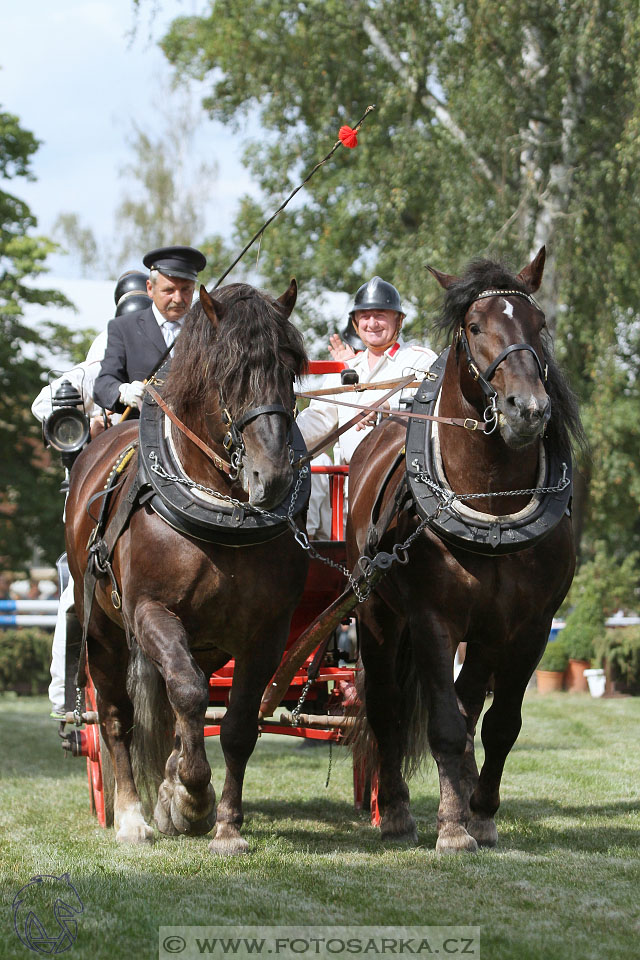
[498,392,550,448]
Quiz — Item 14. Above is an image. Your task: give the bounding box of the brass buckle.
[223,432,234,451]
[469,363,480,381]
[463,418,479,431]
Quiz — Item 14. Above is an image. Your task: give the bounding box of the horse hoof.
[170,798,216,836]
[169,783,216,836]
[208,834,250,857]
[435,825,478,854]
[154,783,180,836]
[380,808,418,846]
[380,828,419,847]
[467,816,498,847]
[115,805,155,845]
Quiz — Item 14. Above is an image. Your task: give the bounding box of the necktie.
[163,320,182,347]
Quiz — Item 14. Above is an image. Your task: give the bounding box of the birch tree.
[160,0,640,554]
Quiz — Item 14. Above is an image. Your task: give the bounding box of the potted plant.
[560,625,594,693]
[535,640,568,693]
[593,625,640,696]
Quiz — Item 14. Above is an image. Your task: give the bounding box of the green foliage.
[158,0,640,556]
[52,212,100,277]
[114,94,221,269]
[561,542,639,661]
[41,321,100,366]
[538,639,569,673]
[0,103,71,567]
[0,628,52,694]
[594,626,640,694]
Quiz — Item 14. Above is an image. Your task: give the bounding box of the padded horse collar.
[139,371,310,546]
[405,348,572,555]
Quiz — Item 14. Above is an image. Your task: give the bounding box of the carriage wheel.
[84,674,114,828]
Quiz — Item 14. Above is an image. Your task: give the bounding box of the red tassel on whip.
[339,125,358,148]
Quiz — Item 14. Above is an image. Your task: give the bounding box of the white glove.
[118,380,145,408]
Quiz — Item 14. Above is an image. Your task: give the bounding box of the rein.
[299,390,493,432]
[145,384,232,475]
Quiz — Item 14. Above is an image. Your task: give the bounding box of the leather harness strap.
[295,378,422,398]
[300,392,491,432]
[297,373,417,463]
[145,383,232,475]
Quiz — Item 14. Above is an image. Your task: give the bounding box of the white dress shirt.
[152,302,184,347]
[296,338,438,464]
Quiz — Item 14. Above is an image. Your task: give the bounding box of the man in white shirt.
[93,245,207,415]
[297,276,437,464]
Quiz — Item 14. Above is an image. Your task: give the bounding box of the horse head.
[429,246,550,449]
[170,280,307,510]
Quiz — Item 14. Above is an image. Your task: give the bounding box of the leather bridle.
[457,288,550,432]
[221,399,296,480]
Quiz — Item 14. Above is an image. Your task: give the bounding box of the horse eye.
[468,323,481,336]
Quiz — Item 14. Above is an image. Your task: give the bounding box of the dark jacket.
[93,307,167,412]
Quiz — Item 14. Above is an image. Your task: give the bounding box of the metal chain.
[148,451,447,603]
[412,461,570,504]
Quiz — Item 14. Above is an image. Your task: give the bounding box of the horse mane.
[434,257,587,460]
[163,282,308,419]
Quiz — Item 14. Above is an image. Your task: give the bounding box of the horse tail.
[350,627,431,781]
[126,641,174,818]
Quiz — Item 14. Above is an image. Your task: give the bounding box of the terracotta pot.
[535,669,565,693]
[565,658,591,693]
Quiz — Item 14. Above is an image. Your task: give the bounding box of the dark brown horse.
[348,248,584,851]
[65,281,309,853]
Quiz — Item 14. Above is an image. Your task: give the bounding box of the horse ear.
[277,279,297,317]
[426,265,459,289]
[199,285,226,327]
[517,245,546,293]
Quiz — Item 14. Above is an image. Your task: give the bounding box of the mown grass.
[1,692,638,959]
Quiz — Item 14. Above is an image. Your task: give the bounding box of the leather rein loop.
[145,384,232,475]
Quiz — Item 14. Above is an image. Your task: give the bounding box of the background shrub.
[0,628,53,695]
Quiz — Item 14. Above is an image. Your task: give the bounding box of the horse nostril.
[506,395,525,416]
[506,395,547,424]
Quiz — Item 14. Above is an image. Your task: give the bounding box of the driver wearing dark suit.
[93,245,206,415]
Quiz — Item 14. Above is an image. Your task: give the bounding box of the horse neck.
[437,347,541,514]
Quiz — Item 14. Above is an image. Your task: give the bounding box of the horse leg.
[134,602,215,837]
[359,601,418,845]
[454,642,496,811]
[411,615,478,854]
[467,640,543,847]
[88,622,154,844]
[209,629,288,856]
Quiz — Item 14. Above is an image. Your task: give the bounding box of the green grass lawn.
[1,692,638,959]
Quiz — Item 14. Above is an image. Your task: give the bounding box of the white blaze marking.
[502,298,514,319]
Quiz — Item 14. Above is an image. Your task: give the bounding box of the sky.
[3,0,355,345]
[3,0,259,329]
